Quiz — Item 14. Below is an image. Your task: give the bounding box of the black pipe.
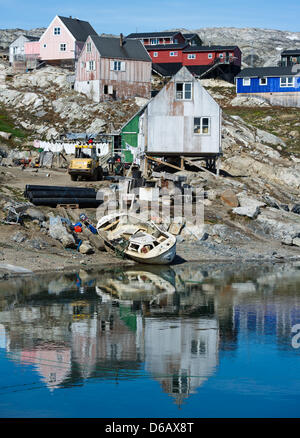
[27,190,97,199]
[25,185,97,192]
[30,198,102,207]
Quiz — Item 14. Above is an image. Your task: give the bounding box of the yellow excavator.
[68,142,103,181]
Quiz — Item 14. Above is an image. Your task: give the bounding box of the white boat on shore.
[96,212,176,265]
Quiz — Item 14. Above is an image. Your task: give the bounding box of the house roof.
[186,65,215,76]
[152,63,183,77]
[58,16,97,41]
[126,31,181,39]
[281,49,300,56]
[24,35,40,42]
[147,43,188,50]
[89,35,152,62]
[182,33,198,39]
[10,34,40,45]
[236,66,300,78]
[183,45,239,53]
[152,62,222,78]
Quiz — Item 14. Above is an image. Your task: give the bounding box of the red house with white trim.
[126,31,241,81]
[182,45,241,67]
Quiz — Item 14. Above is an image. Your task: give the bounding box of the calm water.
[0,261,300,418]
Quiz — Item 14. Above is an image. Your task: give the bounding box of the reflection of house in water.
[71,302,142,381]
[233,299,300,344]
[20,347,71,390]
[141,318,218,406]
[0,302,73,391]
[2,262,300,400]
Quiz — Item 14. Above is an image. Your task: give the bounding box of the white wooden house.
[9,34,39,64]
[120,66,222,171]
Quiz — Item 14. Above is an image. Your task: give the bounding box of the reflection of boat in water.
[96,266,176,301]
[96,213,176,265]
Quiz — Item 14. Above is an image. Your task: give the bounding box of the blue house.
[235,66,300,107]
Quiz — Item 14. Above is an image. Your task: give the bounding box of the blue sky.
[0,0,299,34]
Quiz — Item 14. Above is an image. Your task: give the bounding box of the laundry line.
[33,140,110,157]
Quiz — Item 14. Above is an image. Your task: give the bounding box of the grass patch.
[224,106,300,155]
[0,106,27,139]
[0,185,26,202]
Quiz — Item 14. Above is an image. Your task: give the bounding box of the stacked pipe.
[24,185,102,207]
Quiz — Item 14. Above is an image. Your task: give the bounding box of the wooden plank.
[181,156,218,178]
[146,155,183,171]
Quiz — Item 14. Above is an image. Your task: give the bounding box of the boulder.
[262,195,280,209]
[282,236,293,246]
[256,208,300,241]
[12,232,27,243]
[60,234,76,249]
[0,131,12,140]
[49,216,76,248]
[25,207,46,222]
[292,204,300,215]
[79,241,94,254]
[86,118,106,134]
[280,204,289,212]
[220,189,239,207]
[232,193,265,219]
[256,128,286,147]
[292,238,300,247]
[230,96,270,107]
[232,205,260,219]
[290,131,300,139]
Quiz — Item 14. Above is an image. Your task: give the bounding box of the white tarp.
[33,140,109,157]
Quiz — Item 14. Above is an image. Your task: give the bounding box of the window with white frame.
[187,54,196,59]
[86,60,95,71]
[60,43,66,51]
[54,27,61,35]
[259,77,268,86]
[150,38,158,45]
[153,52,158,57]
[280,76,294,87]
[219,53,224,58]
[243,78,251,86]
[194,117,210,135]
[110,60,125,71]
[86,42,92,52]
[175,82,192,100]
[208,53,213,59]
[43,44,47,48]
[170,51,178,57]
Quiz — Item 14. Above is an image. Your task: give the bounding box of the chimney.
[120,33,124,46]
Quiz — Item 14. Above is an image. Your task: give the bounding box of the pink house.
[24,40,40,58]
[75,34,152,102]
[39,15,98,67]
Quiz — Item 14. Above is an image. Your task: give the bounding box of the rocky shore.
[0,59,300,277]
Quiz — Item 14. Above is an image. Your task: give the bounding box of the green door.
[121,114,140,163]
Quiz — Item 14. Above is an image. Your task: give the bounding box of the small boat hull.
[97,213,177,265]
[127,243,176,265]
